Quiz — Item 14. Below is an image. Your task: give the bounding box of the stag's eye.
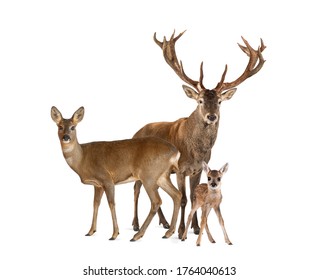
[198,98,204,104]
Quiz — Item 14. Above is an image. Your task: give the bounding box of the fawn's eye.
[208,177,211,180]
[217,177,221,182]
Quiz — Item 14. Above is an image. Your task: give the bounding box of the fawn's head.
[51,106,84,145]
[202,161,229,191]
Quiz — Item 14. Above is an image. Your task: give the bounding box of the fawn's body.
[182,162,232,246]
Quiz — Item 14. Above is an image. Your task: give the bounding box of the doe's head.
[202,161,229,190]
[51,106,84,145]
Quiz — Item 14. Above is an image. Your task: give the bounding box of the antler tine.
[214,37,266,93]
[154,30,205,92]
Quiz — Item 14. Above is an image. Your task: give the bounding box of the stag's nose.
[207,114,218,122]
[62,135,71,143]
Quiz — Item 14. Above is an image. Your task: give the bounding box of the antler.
[214,37,266,93]
[154,30,205,92]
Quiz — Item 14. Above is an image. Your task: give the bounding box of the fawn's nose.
[62,135,71,143]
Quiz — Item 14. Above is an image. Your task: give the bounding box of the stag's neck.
[61,140,83,173]
[185,110,219,149]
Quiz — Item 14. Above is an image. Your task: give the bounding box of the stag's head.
[154,31,266,125]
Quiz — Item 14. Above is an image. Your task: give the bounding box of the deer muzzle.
[62,134,71,143]
[206,113,218,124]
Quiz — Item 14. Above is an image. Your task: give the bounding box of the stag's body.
[132,97,220,237]
[51,106,181,241]
[132,31,266,238]
[182,162,232,246]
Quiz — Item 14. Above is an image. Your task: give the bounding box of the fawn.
[51,106,181,241]
[181,161,232,246]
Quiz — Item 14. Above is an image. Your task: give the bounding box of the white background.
[1,0,318,279]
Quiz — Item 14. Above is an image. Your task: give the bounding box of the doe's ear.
[51,106,62,124]
[202,161,210,175]
[219,163,229,174]
[182,85,199,100]
[72,106,85,124]
[220,88,237,102]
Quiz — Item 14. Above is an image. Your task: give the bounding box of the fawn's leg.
[214,206,232,245]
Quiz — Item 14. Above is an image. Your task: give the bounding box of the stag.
[132,31,266,238]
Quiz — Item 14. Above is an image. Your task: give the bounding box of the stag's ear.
[51,106,63,124]
[182,85,199,100]
[72,107,85,124]
[220,88,237,101]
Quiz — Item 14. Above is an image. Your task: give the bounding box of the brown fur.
[51,106,181,241]
[132,31,265,238]
[182,162,232,246]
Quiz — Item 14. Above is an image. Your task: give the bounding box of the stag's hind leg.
[86,186,104,236]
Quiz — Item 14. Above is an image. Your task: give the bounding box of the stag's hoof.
[193,228,200,235]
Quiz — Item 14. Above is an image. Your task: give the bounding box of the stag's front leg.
[86,186,104,236]
[176,173,187,239]
[190,172,201,234]
[104,184,119,240]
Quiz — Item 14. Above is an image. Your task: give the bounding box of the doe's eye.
[70,126,75,131]
[58,126,63,131]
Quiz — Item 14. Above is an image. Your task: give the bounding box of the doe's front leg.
[104,184,120,240]
[86,186,104,236]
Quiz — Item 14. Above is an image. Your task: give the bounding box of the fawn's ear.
[202,161,210,175]
[219,163,229,174]
[72,106,85,124]
[51,106,63,124]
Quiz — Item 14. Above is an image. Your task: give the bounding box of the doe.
[51,106,181,241]
[182,162,232,246]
